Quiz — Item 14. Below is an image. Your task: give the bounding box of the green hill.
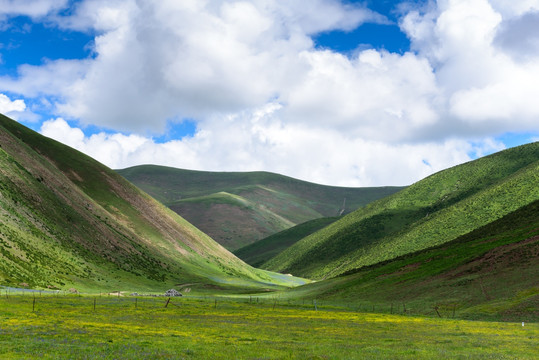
[263,142,539,279]
[0,113,304,292]
[283,199,539,321]
[117,165,403,250]
[234,217,340,267]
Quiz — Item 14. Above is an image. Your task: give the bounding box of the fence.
[0,289,462,319]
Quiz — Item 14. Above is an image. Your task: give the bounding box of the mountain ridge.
[283,199,539,321]
[118,165,404,250]
[0,113,301,292]
[263,142,539,279]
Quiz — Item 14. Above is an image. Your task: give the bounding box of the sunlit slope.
[234,217,339,267]
[0,114,297,291]
[284,200,539,321]
[118,165,403,250]
[264,142,539,279]
[168,190,299,251]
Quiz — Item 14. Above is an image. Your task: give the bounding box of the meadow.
[1,293,537,359]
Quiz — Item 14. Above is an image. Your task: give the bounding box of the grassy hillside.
[118,165,403,250]
[282,200,539,322]
[264,142,539,279]
[0,114,304,292]
[234,217,339,267]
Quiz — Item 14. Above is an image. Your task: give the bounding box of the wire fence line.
[0,290,460,318]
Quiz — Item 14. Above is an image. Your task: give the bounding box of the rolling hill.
[263,142,539,279]
[283,199,539,321]
[0,113,304,292]
[234,217,340,267]
[117,166,403,250]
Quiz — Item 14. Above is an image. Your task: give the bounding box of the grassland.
[278,199,539,322]
[118,165,403,250]
[234,217,340,267]
[0,113,302,292]
[264,142,539,279]
[1,294,537,359]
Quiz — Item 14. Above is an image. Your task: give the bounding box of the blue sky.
[0,0,538,186]
[1,0,410,137]
[315,0,411,54]
[1,17,92,77]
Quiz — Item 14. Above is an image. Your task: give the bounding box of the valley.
[1,294,537,359]
[117,165,402,250]
[0,114,302,293]
[0,113,537,358]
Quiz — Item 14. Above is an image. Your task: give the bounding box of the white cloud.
[40,110,505,187]
[489,0,539,17]
[0,60,89,98]
[0,93,26,119]
[282,49,441,142]
[40,118,152,167]
[2,0,388,134]
[2,0,539,186]
[0,93,25,112]
[400,0,539,134]
[494,11,539,61]
[0,0,68,18]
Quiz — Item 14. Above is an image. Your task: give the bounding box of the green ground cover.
[265,142,539,279]
[1,294,537,359]
[1,113,301,292]
[118,165,403,250]
[277,200,539,322]
[234,216,340,267]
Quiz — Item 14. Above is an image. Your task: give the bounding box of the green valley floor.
[0,294,537,359]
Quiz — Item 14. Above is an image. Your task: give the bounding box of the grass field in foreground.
[1,295,537,359]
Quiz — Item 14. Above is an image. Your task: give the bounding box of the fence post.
[93,297,96,311]
[165,297,171,308]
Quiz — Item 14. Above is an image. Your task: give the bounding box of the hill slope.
[117,166,403,250]
[234,217,340,267]
[0,114,302,292]
[264,142,539,279]
[284,200,539,321]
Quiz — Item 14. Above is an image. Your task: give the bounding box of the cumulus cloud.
[282,49,441,142]
[40,111,506,187]
[494,11,539,61]
[0,59,89,98]
[0,93,26,119]
[2,0,539,185]
[2,0,388,134]
[0,0,68,19]
[40,117,151,167]
[400,0,539,134]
